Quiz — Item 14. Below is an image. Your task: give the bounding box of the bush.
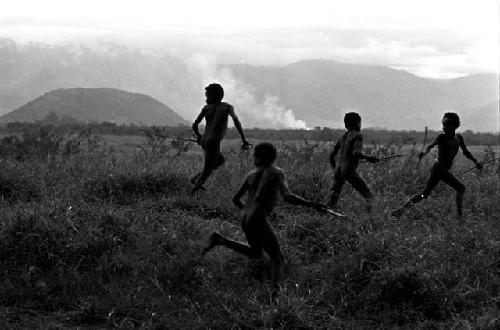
[0,162,40,202]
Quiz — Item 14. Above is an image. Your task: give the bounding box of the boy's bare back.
[243,166,284,215]
[335,130,363,171]
[199,102,236,141]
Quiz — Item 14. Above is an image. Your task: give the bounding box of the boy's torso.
[244,166,281,215]
[436,133,460,169]
[203,102,232,141]
[336,130,362,170]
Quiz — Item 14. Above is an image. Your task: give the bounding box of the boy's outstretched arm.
[229,106,250,148]
[278,171,326,211]
[232,179,249,209]
[192,108,206,144]
[352,134,379,163]
[419,135,440,159]
[458,135,482,169]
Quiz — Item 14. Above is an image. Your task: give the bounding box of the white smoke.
[187,54,308,129]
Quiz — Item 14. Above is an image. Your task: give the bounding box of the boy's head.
[442,112,460,133]
[205,83,224,104]
[254,142,277,167]
[344,112,361,131]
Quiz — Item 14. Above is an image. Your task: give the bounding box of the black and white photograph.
[0,0,499,328]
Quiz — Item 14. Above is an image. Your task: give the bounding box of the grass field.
[0,132,499,329]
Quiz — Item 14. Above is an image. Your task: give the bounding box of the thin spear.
[457,155,500,175]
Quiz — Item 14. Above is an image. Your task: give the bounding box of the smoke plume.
[188,54,307,129]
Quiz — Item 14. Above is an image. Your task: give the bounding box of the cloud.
[0,14,497,79]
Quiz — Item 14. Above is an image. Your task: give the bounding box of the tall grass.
[0,134,498,329]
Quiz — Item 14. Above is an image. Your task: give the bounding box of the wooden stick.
[149,132,197,142]
[359,153,409,164]
[457,156,500,175]
[417,126,428,168]
[324,208,346,218]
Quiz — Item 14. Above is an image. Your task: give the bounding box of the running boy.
[392,112,482,217]
[191,83,251,194]
[202,142,327,285]
[328,112,379,211]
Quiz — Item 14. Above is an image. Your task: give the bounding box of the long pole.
[457,156,500,175]
[417,126,428,169]
[359,153,409,164]
[149,132,198,143]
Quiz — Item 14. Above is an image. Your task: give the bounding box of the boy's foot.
[190,174,200,185]
[201,232,224,256]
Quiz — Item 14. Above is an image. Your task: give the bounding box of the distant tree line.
[1,122,499,146]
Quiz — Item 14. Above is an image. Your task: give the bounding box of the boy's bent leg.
[329,170,345,208]
[193,139,221,192]
[440,170,466,216]
[347,172,373,212]
[259,222,284,284]
[214,152,225,171]
[392,167,440,216]
[202,230,262,258]
[202,231,225,255]
[221,238,262,258]
[190,172,201,184]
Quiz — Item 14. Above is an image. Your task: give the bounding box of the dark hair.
[443,112,460,128]
[254,142,277,165]
[344,112,361,130]
[205,83,224,103]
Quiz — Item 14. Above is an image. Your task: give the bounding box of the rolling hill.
[224,60,499,130]
[0,88,187,126]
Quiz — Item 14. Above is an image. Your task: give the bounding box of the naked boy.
[202,142,327,285]
[191,83,250,194]
[392,112,482,217]
[328,112,379,211]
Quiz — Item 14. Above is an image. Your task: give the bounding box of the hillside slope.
[0,88,187,126]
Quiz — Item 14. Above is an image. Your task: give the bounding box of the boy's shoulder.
[249,165,283,176]
[435,133,447,142]
[246,166,283,184]
[220,102,233,109]
[203,102,233,111]
[347,130,363,140]
[269,165,284,174]
[268,165,285,180]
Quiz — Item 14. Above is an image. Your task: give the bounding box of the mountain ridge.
[0,87,187,126]
[223,61,498,130]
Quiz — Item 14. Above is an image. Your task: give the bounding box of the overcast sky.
[0,0,499,78]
